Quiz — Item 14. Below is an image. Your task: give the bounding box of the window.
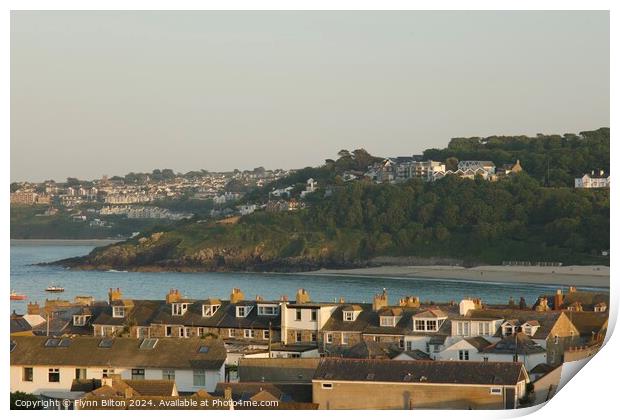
[172,303,189,316]
[112,306,125,318]
[343,311,354,321]
[426,320,437,331]
[311,309,317,321]
[295,332,302,342]
[398,338,405,349]
[236,306,251,317]
[479,322,490,336]
[197,327,205,337]
[554,335,559,344]
[325,333,333,344]
[48,368,60,382]
[490,387,503,395]
[341,333,349,345]
[193,370,206,387]
[228,329,235,338]
[311,333,317,343]
[165,326,173,337]
[163,369,175,381]
[202,304,220,317]
[179,327,190,338]
[459,350,469,361]
[23,367,33,382]
[263,330,270,340]
[321,383,333,389]
[380,317,395,327]
[295,309,302,321]
[415,320,426,331]
[244,329,255,339]
[406,341,413,351]
[258,305,278,316]
[132,368,145,380]
[73,315,88,326]
[75,368,87,380]
[483,357,489,362]
[137,327,149,338]
[102,369,115,378]
[513,354,519,362]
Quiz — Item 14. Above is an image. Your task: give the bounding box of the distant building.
[575,171,610,188]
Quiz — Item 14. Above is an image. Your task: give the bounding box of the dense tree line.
[422,128,609,187]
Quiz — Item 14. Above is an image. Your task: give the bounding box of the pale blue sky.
[11,11,609,182]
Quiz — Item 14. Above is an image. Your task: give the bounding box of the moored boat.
[45,285,65,293]
[10,291,27,300]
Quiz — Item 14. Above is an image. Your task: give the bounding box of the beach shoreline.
[307,265,610,288]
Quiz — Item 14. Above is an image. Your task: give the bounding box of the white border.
[2,3,615,420]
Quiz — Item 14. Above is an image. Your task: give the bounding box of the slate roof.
[10,336,226,370]
[480,333,546,355]
[466,309,562,340]
[564,311,608,336]
[321,304,374,332]
[343,340,398,359]
[313,358,525,385]
[213,382,312,402]
[93,300,163,327]
[10,317,32,334]
[464,336,492,351]
[238,358,320,383]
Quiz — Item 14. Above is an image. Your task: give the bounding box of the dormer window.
[202,304,221,317]
[257,304,279,316]
[412,310,447,332]
[112,306,126,318]
[343,311,354,321]
[380,316,396,327]
[172,302,189,316]
[236,305,253,318]
[73,315,90,326]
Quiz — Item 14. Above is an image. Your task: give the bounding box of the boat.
[45,285,65,293]
[10,291,27,300]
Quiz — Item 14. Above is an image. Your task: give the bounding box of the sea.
[9,241,608,314]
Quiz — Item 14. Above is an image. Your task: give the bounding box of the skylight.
[198,345,209,354]
[140,338,159,350]
[10,341,16,352]
[44,338,61,347]
[99,338,114,348]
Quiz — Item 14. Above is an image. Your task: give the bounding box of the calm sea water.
[9,243,606,314]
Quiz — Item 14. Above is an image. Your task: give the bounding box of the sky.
[10,11,609,182]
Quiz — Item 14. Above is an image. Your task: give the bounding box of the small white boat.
[45,285,65,293]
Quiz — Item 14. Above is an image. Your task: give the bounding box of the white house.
[478,333,547,371]
[10,336,226,395]
[575,171,610,188]
[280,289,339,345]
[436,337,492,361]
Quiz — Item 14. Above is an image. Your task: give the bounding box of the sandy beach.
[308,265,610,288]
[10,239,123,247]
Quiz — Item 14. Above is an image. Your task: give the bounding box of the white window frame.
[202,304,221,317]
[321,383,333,389]
[244,329,255,339]
[193,369,206,387]
[263,330,270,340]
[112,306,125,318]
[165,326,173,337]
[162,369,175,381]
[172,302,189,316]
[48,368,60,383]
[343,311,354,322]
[295,332,302,342]
[490,387,503,395]
[459,350,470,361]
[341,333,349,345]
[228,328,235,338]
[325,333,333,344]
[295,309,302,321]
[257,305,278,316]
[380,316,395,327]
[179,327,190,338]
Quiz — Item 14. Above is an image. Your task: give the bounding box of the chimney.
[296,289,310,304]
[519,297,527,310]
[224,386,232,401]
[255,295,263,302]
[554,289,564,310]
[399,296,420,308]
[230,288,245,304]
[338,297,345,304]
[568,286,577,294]
[600,170,604,176]
[27,301,40,315]
[372,289,388,311]
[166,289,182,304]
[280,295,288,302]
[108,288,122,303]
[508,297,515,307]
[535,297,549,312]
[472,298,483,309]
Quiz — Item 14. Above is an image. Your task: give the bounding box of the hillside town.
[10,156,610,236]
[10,285,608,409]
